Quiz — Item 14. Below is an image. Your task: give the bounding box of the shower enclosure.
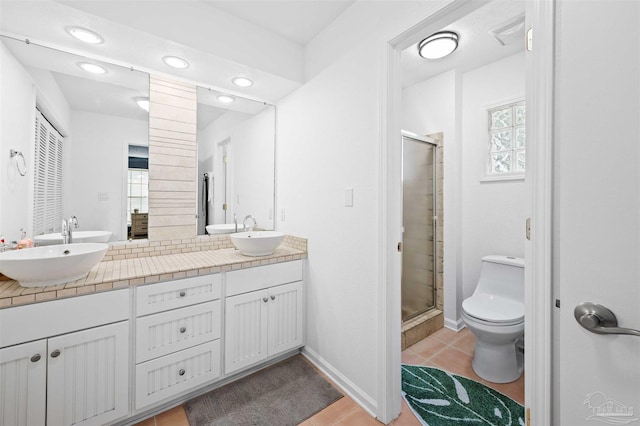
[401,131,438,322]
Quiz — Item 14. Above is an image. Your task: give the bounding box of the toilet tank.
[475,255,524,302]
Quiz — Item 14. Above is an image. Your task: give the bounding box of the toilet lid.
[462,294,524,324]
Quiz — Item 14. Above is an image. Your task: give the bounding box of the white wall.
[65,110,148,241]
[401,52,526,328]
[232,107,275,228]
[0,42,36,242]
[460,53,526,300]
[277,41,382,409]
[196,109,276,229]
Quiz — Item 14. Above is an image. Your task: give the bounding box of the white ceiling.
[402,1,526,88]
[201,0,355,45]
[1,0,526,120]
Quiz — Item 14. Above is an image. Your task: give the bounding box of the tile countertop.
[0,246,306,309]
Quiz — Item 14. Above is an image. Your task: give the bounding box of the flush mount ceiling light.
[135,97,149,112]
[162,56,189,69]
[232,76,253,87]
[217,95,235,103]
[418,31,459,59]
[78,62,107,74]
[66,27,103,44]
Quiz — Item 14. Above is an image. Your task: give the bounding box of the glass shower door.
[401,133,437,321]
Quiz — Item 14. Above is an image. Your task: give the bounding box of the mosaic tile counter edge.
[0,235,307,308]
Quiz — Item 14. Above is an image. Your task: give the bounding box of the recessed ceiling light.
[217,95,235,103]
[78,62,107,74]
[163,56,189,69]
[67,27,103,44]
[135,97,149,112]
[232,77,253,87]
[418,31,459,60]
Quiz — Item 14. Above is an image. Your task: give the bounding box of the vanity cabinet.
[134,274,222,410]
[225,260,304,374]
[0,290,130,426]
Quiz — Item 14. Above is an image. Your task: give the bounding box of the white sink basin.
[34,230,112,246]
[206,224,246,235]
[230,231,285,256]
[0,243,109,287]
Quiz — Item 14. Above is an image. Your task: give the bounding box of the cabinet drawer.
[226,260,303,297]
[136,301,221,362]
[136,274,221,316]
[135,340,220,409]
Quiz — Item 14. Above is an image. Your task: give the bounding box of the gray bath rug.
[184,356,343,425]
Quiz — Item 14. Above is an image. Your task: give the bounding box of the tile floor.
[136,327,524,426]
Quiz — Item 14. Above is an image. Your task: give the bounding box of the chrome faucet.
[61,216,78,244]
[243,215,257,232]
[234,213,238,233]
[61,219,70,244]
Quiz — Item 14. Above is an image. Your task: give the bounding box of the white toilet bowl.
[462,255,524,383]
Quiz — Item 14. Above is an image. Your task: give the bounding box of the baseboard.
[301,346,378,418]
[444,316,465,332]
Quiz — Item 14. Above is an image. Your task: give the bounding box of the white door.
[267,281,304,356]
[47,321,129,426]
[555,1,640,424]
[225,289,269,374]
[0,339,47,426]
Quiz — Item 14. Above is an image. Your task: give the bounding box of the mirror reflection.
[196,88,275,235]
[0,36,149,243]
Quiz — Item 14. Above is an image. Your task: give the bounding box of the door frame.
[379,0,555,423]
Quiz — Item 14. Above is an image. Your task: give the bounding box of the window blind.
[33,110,64,235]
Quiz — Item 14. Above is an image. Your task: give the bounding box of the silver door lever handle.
[574,302,640,337]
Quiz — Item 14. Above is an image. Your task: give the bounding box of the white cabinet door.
[46,321,129,426]
[0,340,47,426]
[225,289,269,374]
[267,281,304,357]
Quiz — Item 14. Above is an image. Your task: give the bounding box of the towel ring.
[10,149,27,176]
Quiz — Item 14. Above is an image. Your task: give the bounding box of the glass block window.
[487,101,526,175]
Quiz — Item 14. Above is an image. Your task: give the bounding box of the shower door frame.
[400,131,438,322]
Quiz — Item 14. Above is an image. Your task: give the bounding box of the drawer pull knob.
[179,291,186,297]
[271,295,276,301]
[178,369,186,376]
[50,350,61,358]
[263,297,268,303]
[31,354,41,362]
[180,327,187,334]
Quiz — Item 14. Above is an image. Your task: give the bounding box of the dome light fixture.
[232,76,253,87]
[135,97,150,112]
[418,31,459,60]
[217,95,235,103]
[162,56,189,69]
[67,27,103,44]
[78,62,107,74]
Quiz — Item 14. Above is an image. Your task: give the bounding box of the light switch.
[345,187,353,207]
[280,208,286,221]
[98,192,109,201]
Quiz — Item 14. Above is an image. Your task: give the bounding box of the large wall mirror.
[0,35,276,245]
[196,88,275,235]
[0,36,149,243]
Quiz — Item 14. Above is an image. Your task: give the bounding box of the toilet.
[461,255,524,383]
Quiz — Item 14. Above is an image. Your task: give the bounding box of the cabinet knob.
[179,291,186,297]
[178,369,186,376]
[50,349,61,358]
[263,297,268,303]
[180,327,187,334]
[30,354,41,362]
[271,295,276,301]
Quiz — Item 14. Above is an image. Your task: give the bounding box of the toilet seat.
[462,294,524,325]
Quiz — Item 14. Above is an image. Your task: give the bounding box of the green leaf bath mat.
[401,364,525,426]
